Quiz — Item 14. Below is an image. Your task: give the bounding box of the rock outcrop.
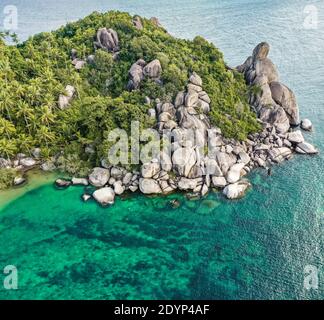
[94,28,119,52]
[236,42,299,133]
[127,59,162,90]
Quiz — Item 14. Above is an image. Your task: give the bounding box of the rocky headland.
[0,13,318,206]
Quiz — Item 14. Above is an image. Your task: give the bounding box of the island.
[0,11,318,205]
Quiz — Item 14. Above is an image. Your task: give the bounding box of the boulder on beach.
[139,178,162,194]
[89,167,110,187]
[212,176,227,188]
[226,163,245,184]
[55,179,71,188]
[14,176,26,186]
[19,158,37,167]
[93,187,115,206]
[287,130,304,144]
[223,181,251,200]
[295,142,318,154]
[72,177,89,186]
[300,119,313,131]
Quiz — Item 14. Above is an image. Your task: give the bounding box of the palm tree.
[0,117,16,139]
[0,138,17,159]
[36,126,56,148]
[16,134,34,154]
[38,105,55,126]
[15,101,34,134]
[0,91,14,121]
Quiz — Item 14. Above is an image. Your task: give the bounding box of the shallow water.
[0,0,323,299]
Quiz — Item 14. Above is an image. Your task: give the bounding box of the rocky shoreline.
[0,24,318,206]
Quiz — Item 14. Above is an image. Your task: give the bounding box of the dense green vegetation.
[0,168,16,190]
[0,11,260,170]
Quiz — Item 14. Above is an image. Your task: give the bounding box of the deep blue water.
[0,0,323,299]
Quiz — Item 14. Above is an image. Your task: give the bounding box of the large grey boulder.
[216,152,236,175]
[139,178,162,194]
[226,163,245,184]
[14,176,26,186]
[160,152,172,172]
[223,181,251,200]
[212,176,227,188]
[89,167,110,187]
[268,147,292,163]
[270,82,299,125]
[143,59,162,79]
[185,91,199,108]
[141,161,160,178]
[127,59,146,90]
[133,16,143,30]
[205,158,223,176]
[172,147,197,177]
[287,130,304,144]
[300,119,313,131]
[258,105,290,134]
[94,28,119,52]
[295,142,318,154]
[72,177,89,186]
[236,42,299,133]
[114,181,125,195]
[40,160,56,171]
[20,158,37,167]
[178,177,199,190]
[189,72,203,86]
[93,187,115,206]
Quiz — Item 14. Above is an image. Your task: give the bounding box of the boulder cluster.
[51,42,318,205]
[127,59,162,90]
[236,42,299,133]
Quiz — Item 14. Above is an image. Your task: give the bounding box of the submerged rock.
[14,176,26,186]
[55,179,71,188]
[82,194,91,202]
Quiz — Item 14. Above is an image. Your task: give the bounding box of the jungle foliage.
[0,11,260,167]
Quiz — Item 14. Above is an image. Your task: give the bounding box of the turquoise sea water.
[0,0,323,299]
